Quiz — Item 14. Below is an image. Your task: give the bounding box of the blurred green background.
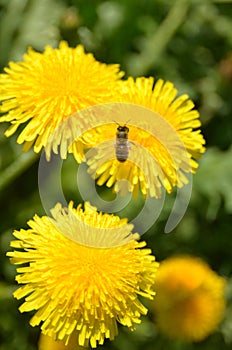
[1,0,232,349]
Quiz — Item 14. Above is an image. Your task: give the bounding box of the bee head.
[117,125,129,133]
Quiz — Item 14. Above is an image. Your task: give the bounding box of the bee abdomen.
[115,139,129,162]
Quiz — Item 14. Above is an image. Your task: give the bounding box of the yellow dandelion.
[38,332,84,350]
[77,77,205,197]
[0,41,123,159]
[7,202,159,348]
[151,255,226,342]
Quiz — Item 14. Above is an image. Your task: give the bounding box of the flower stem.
[128,0,190,75]
[0,151,38,192]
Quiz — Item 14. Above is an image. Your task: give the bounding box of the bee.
[115,124,130,162]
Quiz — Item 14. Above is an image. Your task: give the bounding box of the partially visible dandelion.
[7,202,159,348]
[151,255,226,342]
[0,41,123,160]
[80,77,206,197]
[38,332,84,350]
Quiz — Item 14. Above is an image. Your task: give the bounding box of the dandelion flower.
[7,202,158,348]
[38,332,83,350]
[0,41,123,159]
[80,77,205,197]
[151,255,226,342]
